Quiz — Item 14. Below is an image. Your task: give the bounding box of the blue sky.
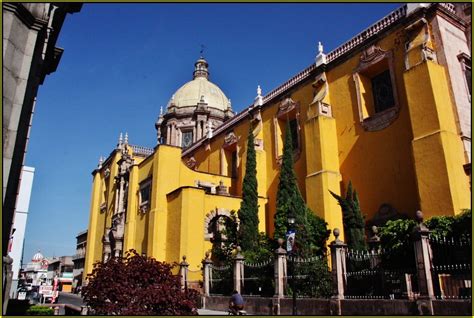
[23,3,400,262]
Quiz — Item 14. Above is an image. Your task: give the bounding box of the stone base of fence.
[201,296,471,316]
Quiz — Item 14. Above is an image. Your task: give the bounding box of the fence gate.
[429,236,472,299]
[209,263,233,296]
[344,248,418,299]
[242,257,274,297]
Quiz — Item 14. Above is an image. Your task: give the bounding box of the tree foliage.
[329,181,366,250]
[210,211,239,265]
[274,123,330,257]
[425,208,471,240]
[238,125,260,252]
[82,250,199,315]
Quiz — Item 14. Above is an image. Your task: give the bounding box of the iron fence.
[242,258,274,297]
[430,236,472,299]
[209,263,233,296]
[345,249,418,299]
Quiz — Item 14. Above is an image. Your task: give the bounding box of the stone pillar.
[233,246,244,294]
[412,211,435,302]
[330,228,347,300]
[202,252,212,297]
[80,306,88,315]
[274,238,287,298]
[197,121,202,140]
[54,306,60,315]
[179,255,189,291]
[166,125,171,144]
[170,124,176,146]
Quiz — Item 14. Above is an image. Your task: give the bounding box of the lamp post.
[287,215,297,315]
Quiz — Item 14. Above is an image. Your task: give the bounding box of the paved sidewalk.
[198,308,228,315]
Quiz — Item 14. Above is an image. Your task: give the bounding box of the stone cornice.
[2,3,48,31]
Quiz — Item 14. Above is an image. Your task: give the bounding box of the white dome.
[167,57,231,112]
[32,251,44,262]
[168,77,231,111]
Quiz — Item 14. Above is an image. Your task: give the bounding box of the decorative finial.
[415,210,424,224]
[236,246,242,253]
[371,225,378,235]
[277,238,284,248]
[98,156,104,169]
[160,106,163,116]
[318,41,323,54]
[182,255,187,261]
[333,228,340,239]
[315,41,327,67]
[254,85,263,107]
[124,132,128,145]
[119,132,123,144]
[205,251,210,259]
[200,44,206,57]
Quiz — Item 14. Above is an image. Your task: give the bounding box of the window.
[181,131,193,149]
[458,53,471,98]
[371,70,395,113]
[273,97,301,163]
[289,118,299,150]
[221,131,239,178]
[353,45,399,131]
[138,179,152,213]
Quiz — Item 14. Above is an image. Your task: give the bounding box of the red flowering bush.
[82,250,199,315]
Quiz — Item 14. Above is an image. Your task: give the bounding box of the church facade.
[84,3,471,281]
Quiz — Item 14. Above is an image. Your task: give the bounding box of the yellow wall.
[85,17,470,281]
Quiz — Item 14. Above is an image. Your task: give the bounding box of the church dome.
[167,57,231,111]
[32,251,44,262]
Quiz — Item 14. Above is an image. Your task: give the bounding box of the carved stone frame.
[273,97,302,164]
[220,131,240,177]
[353,45,400,132]
[203,208,238,241]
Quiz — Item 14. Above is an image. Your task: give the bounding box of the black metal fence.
[289,255,332,298]
[242,258,274,297]
[209,263,233,296]
[345,249,418,299]
[430,236,472,299]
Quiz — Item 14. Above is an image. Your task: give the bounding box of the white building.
[8,166,35,298]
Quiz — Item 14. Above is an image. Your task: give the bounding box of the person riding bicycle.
[229,290,245,314]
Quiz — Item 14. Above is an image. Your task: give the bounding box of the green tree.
[329,181,366,250]
[238,126,260,251]
[274,123,329,256]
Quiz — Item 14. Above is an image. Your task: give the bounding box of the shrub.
[26,306,54,315]
[82,250,199,315]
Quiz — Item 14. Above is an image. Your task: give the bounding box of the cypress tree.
[274,123,329,256]
[238,125,260,251]
[329,181,366,250]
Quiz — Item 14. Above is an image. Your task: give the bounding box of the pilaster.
[404,61,470,215]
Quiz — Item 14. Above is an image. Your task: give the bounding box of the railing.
[344,249,418,299]
[429,236,472,299]
[209,263,233,296]
[242,257,274,297]
[130,144,154,156]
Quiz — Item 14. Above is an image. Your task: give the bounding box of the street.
[55,292,227,315]
[56,292,83,307]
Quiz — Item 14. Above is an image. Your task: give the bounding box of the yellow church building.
[84,3,471,281]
